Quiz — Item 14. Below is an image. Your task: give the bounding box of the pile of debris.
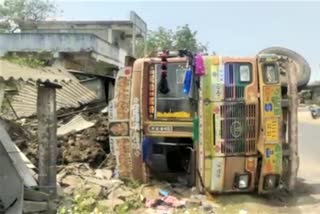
[56,109,111,168]
[57,162,140,212]
[2,106,221,213]
[4,105,114,169]
[57,162,218,213]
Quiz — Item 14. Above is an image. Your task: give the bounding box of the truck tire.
[259,47,311,91]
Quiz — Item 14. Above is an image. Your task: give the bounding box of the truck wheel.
[259,47,311,91]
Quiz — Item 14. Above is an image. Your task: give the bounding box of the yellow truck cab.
[109,47,310,194]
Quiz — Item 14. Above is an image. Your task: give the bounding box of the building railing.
[0,33,128,67]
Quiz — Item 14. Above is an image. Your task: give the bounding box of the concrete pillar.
[132,25,136,57]
[37,83,58,201]
[0,82,5,111]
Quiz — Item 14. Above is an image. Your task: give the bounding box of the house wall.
[81,78,106,102]
[20,22,135,57]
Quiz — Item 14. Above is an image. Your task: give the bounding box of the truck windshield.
[155,62,193,120]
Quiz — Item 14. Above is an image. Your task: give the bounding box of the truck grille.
[218,103,257,154]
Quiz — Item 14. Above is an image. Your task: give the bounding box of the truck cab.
[109,48,310,194]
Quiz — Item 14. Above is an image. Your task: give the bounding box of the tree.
[0,0,57,21]
[136,24,208,57]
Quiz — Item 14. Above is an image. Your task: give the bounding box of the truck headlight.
[263,174,280,190]
[234,173,251,189]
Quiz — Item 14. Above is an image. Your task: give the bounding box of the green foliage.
[57,184,143,214]
[301,90,312,100]
[58,188,108,214]
[121,177,141,189]
[3,53,46,68]
[136,24,208,57]
[114,196,143,214]
[0,0,57,21]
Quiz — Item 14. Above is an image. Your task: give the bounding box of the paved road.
[295,109,320,213]
[298,109,320,181]
[214,109,320,214]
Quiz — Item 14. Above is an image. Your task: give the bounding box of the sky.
[55,1,320,81]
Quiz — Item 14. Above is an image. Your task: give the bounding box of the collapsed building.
[0,11,147,118]
[0,12,147,213]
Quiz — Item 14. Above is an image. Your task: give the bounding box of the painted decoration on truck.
[130,97,141,157]
[109,122,129,137]
[211,157,225,191]
[109,67,132,178]
[203,56,212,100]
[265,118,279,143]
[109,68,131,121]
[113,137,132,178]
[263,144,282,174]
[203,57,218,188]
[245,157,257,173]
[114,77,131,119]
[203,56,213,157]
[263,86,281,117]
[203,103,213,155]
[198,78,204,187]
[156,112,191,118]
[203,102,213,189]
[148,65,156,119]
[211,56,224,101]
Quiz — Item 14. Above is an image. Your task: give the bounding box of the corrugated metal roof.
[0,59,71,83]
[57,114,95,136]
[2,72,98,119]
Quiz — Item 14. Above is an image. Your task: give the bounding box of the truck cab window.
[263,64,279,84]
[155,62,192,120]
[239,64,251,82]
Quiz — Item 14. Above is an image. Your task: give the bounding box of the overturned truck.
[109,47,311,194]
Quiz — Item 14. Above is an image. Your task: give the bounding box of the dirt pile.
[57,112,110,167]
[5,106,113,169]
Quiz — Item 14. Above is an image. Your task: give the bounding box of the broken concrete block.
[108,187,134,200]
[85,177,123,189]
[95,169,113,180]
[61,175,83,187]
[84,183,102,196]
